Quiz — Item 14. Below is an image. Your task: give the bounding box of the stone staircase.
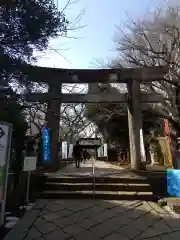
[39,175,164,201]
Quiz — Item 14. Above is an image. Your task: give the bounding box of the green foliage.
[86,104,129,147]
[0,0,69,86]
[113,2,180,132]
[0,0,69,61]
[85,84,163,148]
[85,84,128,147]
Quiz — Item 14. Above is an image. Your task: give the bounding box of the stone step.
[45,176,154,184]
[44,182,152,192]
[39,190,157,201]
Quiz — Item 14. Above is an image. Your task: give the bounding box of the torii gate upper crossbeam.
[13,64,168,83]
[19,92,169,103]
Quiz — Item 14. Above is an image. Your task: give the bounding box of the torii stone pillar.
[128,79,141,169]
[45,82,61,170]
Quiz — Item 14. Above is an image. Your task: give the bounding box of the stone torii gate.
[20,64,168,170]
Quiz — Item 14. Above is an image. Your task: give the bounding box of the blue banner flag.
[167,169,180,197]
[42,127,50,163]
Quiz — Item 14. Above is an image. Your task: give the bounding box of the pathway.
[4,160,173,240]
[45,160,143,178]
[4,199,180,240]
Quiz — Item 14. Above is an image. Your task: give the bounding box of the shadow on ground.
[42,161,168,202]
[3,198,180,240]
[129,169,167,198]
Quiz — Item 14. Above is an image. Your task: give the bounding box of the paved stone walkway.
[4,199,180,240]
[45,160,142,178]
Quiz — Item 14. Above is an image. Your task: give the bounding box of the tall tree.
[0,0,69,87]
[113,1,180,132]
[0,0,72,137]
[0,0,68,60]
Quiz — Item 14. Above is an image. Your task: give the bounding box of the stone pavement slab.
[103,233,129,240]
[74,229,101,240]
[25,227,41,240]
[159,231,180,240]
[3,209,41,240]
[44,228,70,240]
[4,199,180,240]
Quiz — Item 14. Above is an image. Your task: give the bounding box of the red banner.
[163,119,171,143]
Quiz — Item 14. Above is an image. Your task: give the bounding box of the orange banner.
[163,119,171,143]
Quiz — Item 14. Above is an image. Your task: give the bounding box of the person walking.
[73,140,81,168]
[83,149,91,163]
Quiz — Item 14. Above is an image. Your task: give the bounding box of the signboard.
[79,138,101,146]
[23,157,37,171]
[0,122,12,226]
[0,124,10,167]
[42,126,50,163]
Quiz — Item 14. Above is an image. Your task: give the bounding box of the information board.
[23,157,37,171]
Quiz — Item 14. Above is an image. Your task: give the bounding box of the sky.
[37,0,165,69]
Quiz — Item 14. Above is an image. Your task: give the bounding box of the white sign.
[98,145,104,157]
[23,157,37,171]
[62,141,68,159]
[79,139,101,146]
[0,123,10,167]
[103,144,108,157]
[68,144,73,158]
[140,128,146,162]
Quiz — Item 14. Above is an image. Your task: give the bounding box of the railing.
[92,157,95,200]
